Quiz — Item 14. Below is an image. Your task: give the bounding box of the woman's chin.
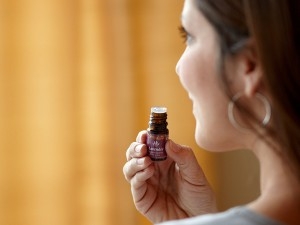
[194,129,213,151]
[195,129,236,152]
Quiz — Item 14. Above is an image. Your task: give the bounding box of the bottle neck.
[148,113,168,134]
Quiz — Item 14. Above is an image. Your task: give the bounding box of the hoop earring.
[228,93,271,132]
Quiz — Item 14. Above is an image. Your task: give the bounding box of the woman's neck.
[248,140,300,224]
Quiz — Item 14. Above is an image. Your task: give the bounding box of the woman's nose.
[175,57,181,75]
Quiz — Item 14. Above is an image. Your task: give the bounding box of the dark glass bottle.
[146,107,169,161]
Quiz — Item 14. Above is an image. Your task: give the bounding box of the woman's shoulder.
[156,206,285,225]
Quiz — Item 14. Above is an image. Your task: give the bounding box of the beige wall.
[0,0,259,224]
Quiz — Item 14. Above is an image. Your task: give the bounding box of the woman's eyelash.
[178,25,188,42]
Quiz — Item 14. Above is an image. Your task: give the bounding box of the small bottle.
[146,107,169,161]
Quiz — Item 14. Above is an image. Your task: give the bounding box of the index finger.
[126,142,147,161]
[136,130,147,143]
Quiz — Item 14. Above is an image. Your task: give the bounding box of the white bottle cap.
[151,107,167,114]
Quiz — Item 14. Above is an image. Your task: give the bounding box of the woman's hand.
[123,130,217,223]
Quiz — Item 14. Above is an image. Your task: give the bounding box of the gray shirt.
[157,207,285,225]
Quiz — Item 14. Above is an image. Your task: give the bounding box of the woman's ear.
[240,39,263,97]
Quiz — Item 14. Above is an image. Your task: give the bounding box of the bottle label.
[146,133,168,161]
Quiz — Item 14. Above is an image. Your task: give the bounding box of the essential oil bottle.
[146,107,169,161]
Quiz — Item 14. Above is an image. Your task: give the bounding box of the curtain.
[0,0,259,224]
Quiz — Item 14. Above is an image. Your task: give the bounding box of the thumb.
[166,139,207,184]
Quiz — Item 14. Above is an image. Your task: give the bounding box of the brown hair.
[194,0,300,177]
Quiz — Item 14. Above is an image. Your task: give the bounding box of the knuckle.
[125,149,131,161]
[126,142,138,160]
[123,162,130,178]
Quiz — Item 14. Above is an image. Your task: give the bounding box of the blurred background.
[0,0,260,224]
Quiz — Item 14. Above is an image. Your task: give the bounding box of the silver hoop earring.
[228,93,271,132]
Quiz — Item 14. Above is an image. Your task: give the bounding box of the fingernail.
[169,140,180,153]
[135,145,142,153]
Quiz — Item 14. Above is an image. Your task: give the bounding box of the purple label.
[146,133,168,161]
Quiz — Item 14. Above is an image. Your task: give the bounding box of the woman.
[123,0,300,224]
